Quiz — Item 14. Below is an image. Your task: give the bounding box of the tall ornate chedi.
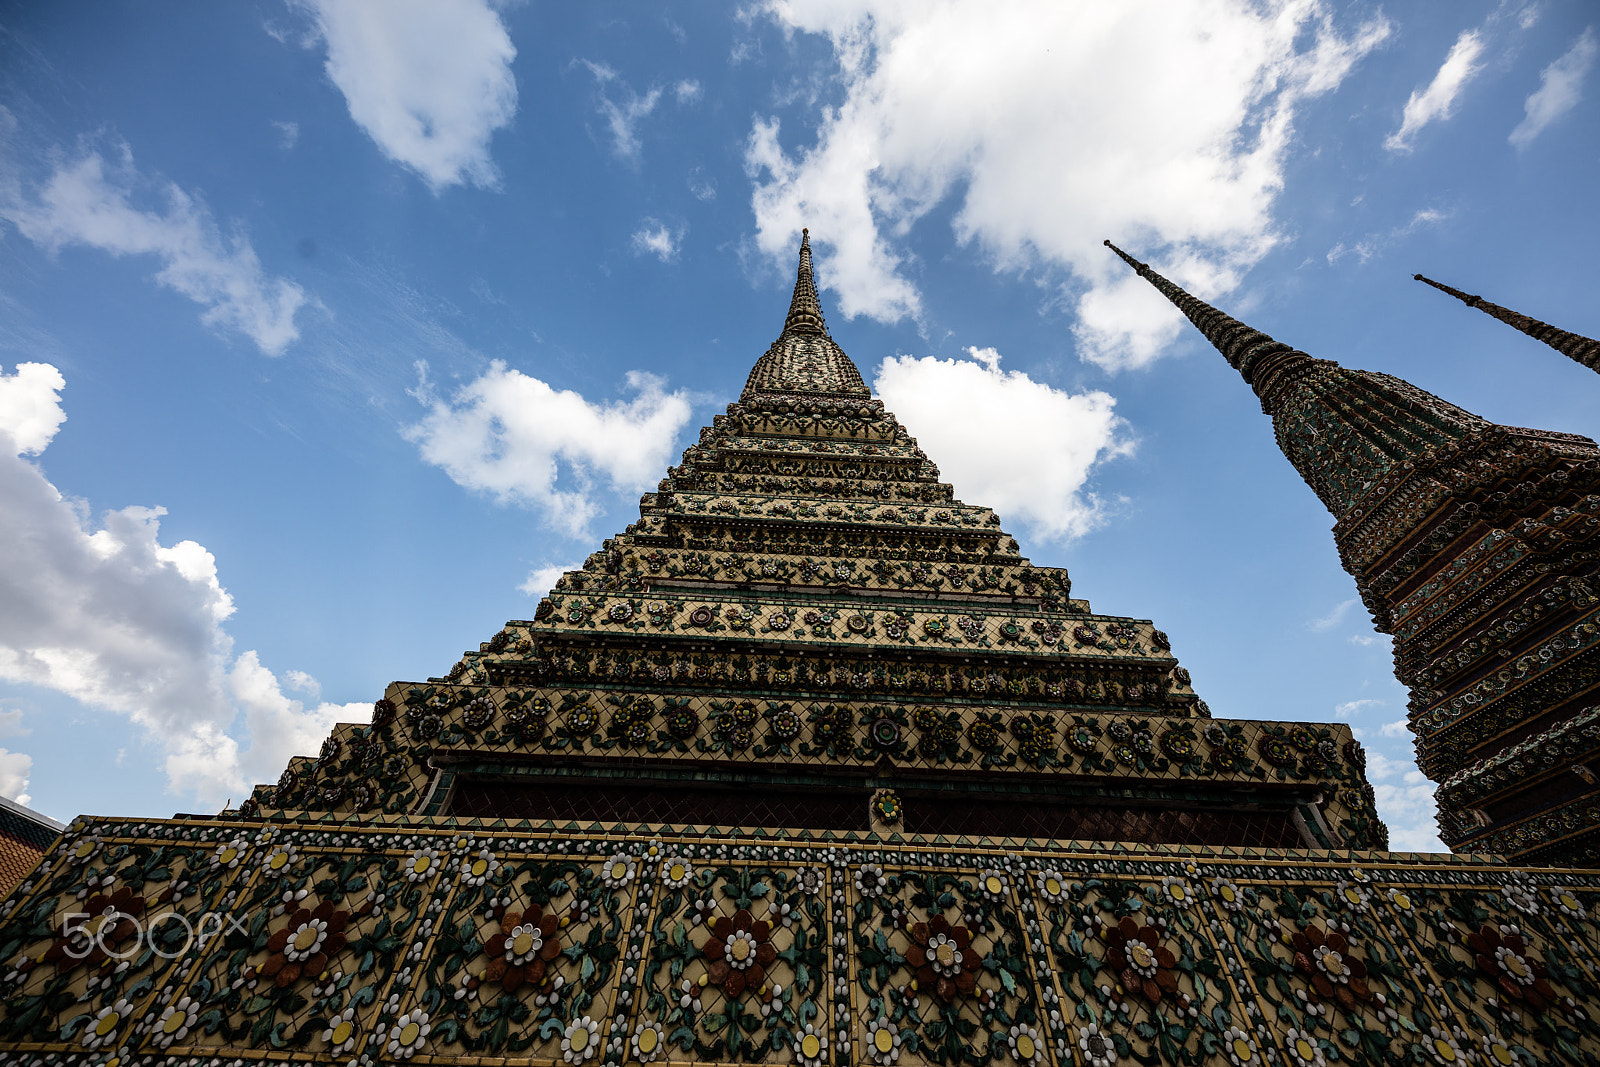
[1415,274,1600,375]
[3,235,1600,1067]
[1108,240,1600,865]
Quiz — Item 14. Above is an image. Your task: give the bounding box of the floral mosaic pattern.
[1,820,1597,1065]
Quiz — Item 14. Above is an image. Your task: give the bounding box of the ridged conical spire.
[1105,240,1491,518]
[1415,274,1600,374]
[741,230,868,399]
[1103,239,1321,413]
[781,228,829,337]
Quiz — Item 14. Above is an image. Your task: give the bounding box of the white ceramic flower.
[661,858,693,889]
[865,1017,902,1066]
[1034,868,1068,905]
[1223,1025,1258,1066]
[386,1009,430,1060]
[855,863,888,898]
[1160,876,1194,908]
[631,1019,667,1063]
[977,868,1008,903]
[1551,887,1588,921]
[260,843,298,878]
[321,1006,358,1054]
[1007,1023,1043,1064]
[1284,1027,1325,1067]
[1078,1023,1117,1067]
[1334,880,1370,912]
[459,848,498,887]
[152,996,198,1048]
[1211,877,1245,912]
[1481,1032,1518,1066]
[794,1023,828,1067]
[562,1015,599,1063]
[1424,1025,1466,1066]
[81,998,132,1049]
[211,835,249,870]
[405,847,440,883]
[601,854,637,889]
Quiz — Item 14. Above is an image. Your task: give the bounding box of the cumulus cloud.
[746,0,1390,370]
[1510,28,1597,149]
[873,346,1131,541]
[0,364,364,805]
[0,148,306,355]
[1366,750,1445,852]
[0,748,30,805]
[520,562,579,597]
[1385,30,1487,152]
[0,362,67,455]
[271,119,300,149]
[405,361,694,538]
[630,219,684,262]
[297,0,517,191]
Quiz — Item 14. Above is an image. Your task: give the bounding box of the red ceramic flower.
[262,900,350,988]
[908,914,983,1003]
[1468,924,1556,1009]
[1291,922,1373,1011]
[1105,916,1178,1003]
[703,908,776,998]
[483,904,561,992]
[44,886,146,973]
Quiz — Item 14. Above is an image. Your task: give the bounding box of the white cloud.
[746,0,1390,370]
[1349,633,1383,647]
[271,119,300,149]
[0,366,364,805]
[630,219,683,262]
[1309,597,1358,632]
[674,79,703,104]
[520,562,578,597]
[297,0,517,191]
[0,149,307,355]
[584,61,663,162]
[1380,718,1412,738]
[1510,28,1597,149]
[873,346,1132,541]
[283,669,321,700]
[0,362,67,456]
[1333,697,1383,720]
[0,748,31,804]
[688,167,717,201]
[1385,30,1487,152]
[405,361,694,538]
[1326,206,1450,265]
[1365,750,1445,852]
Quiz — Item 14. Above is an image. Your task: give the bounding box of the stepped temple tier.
[2,234,1600,1067]
[1108,240,1600,867]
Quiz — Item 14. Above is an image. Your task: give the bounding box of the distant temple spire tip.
[782,227,827,337]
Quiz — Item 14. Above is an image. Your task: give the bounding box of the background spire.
[1102,239,1313,388]
[1414,273,1600,374]
[781,228,829,336]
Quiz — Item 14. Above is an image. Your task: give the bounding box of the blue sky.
[0,1,1596,851]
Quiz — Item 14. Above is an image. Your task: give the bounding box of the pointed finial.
[1103,239,1318,399]
[1415,273,1599,374]
[782,229,828,336]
